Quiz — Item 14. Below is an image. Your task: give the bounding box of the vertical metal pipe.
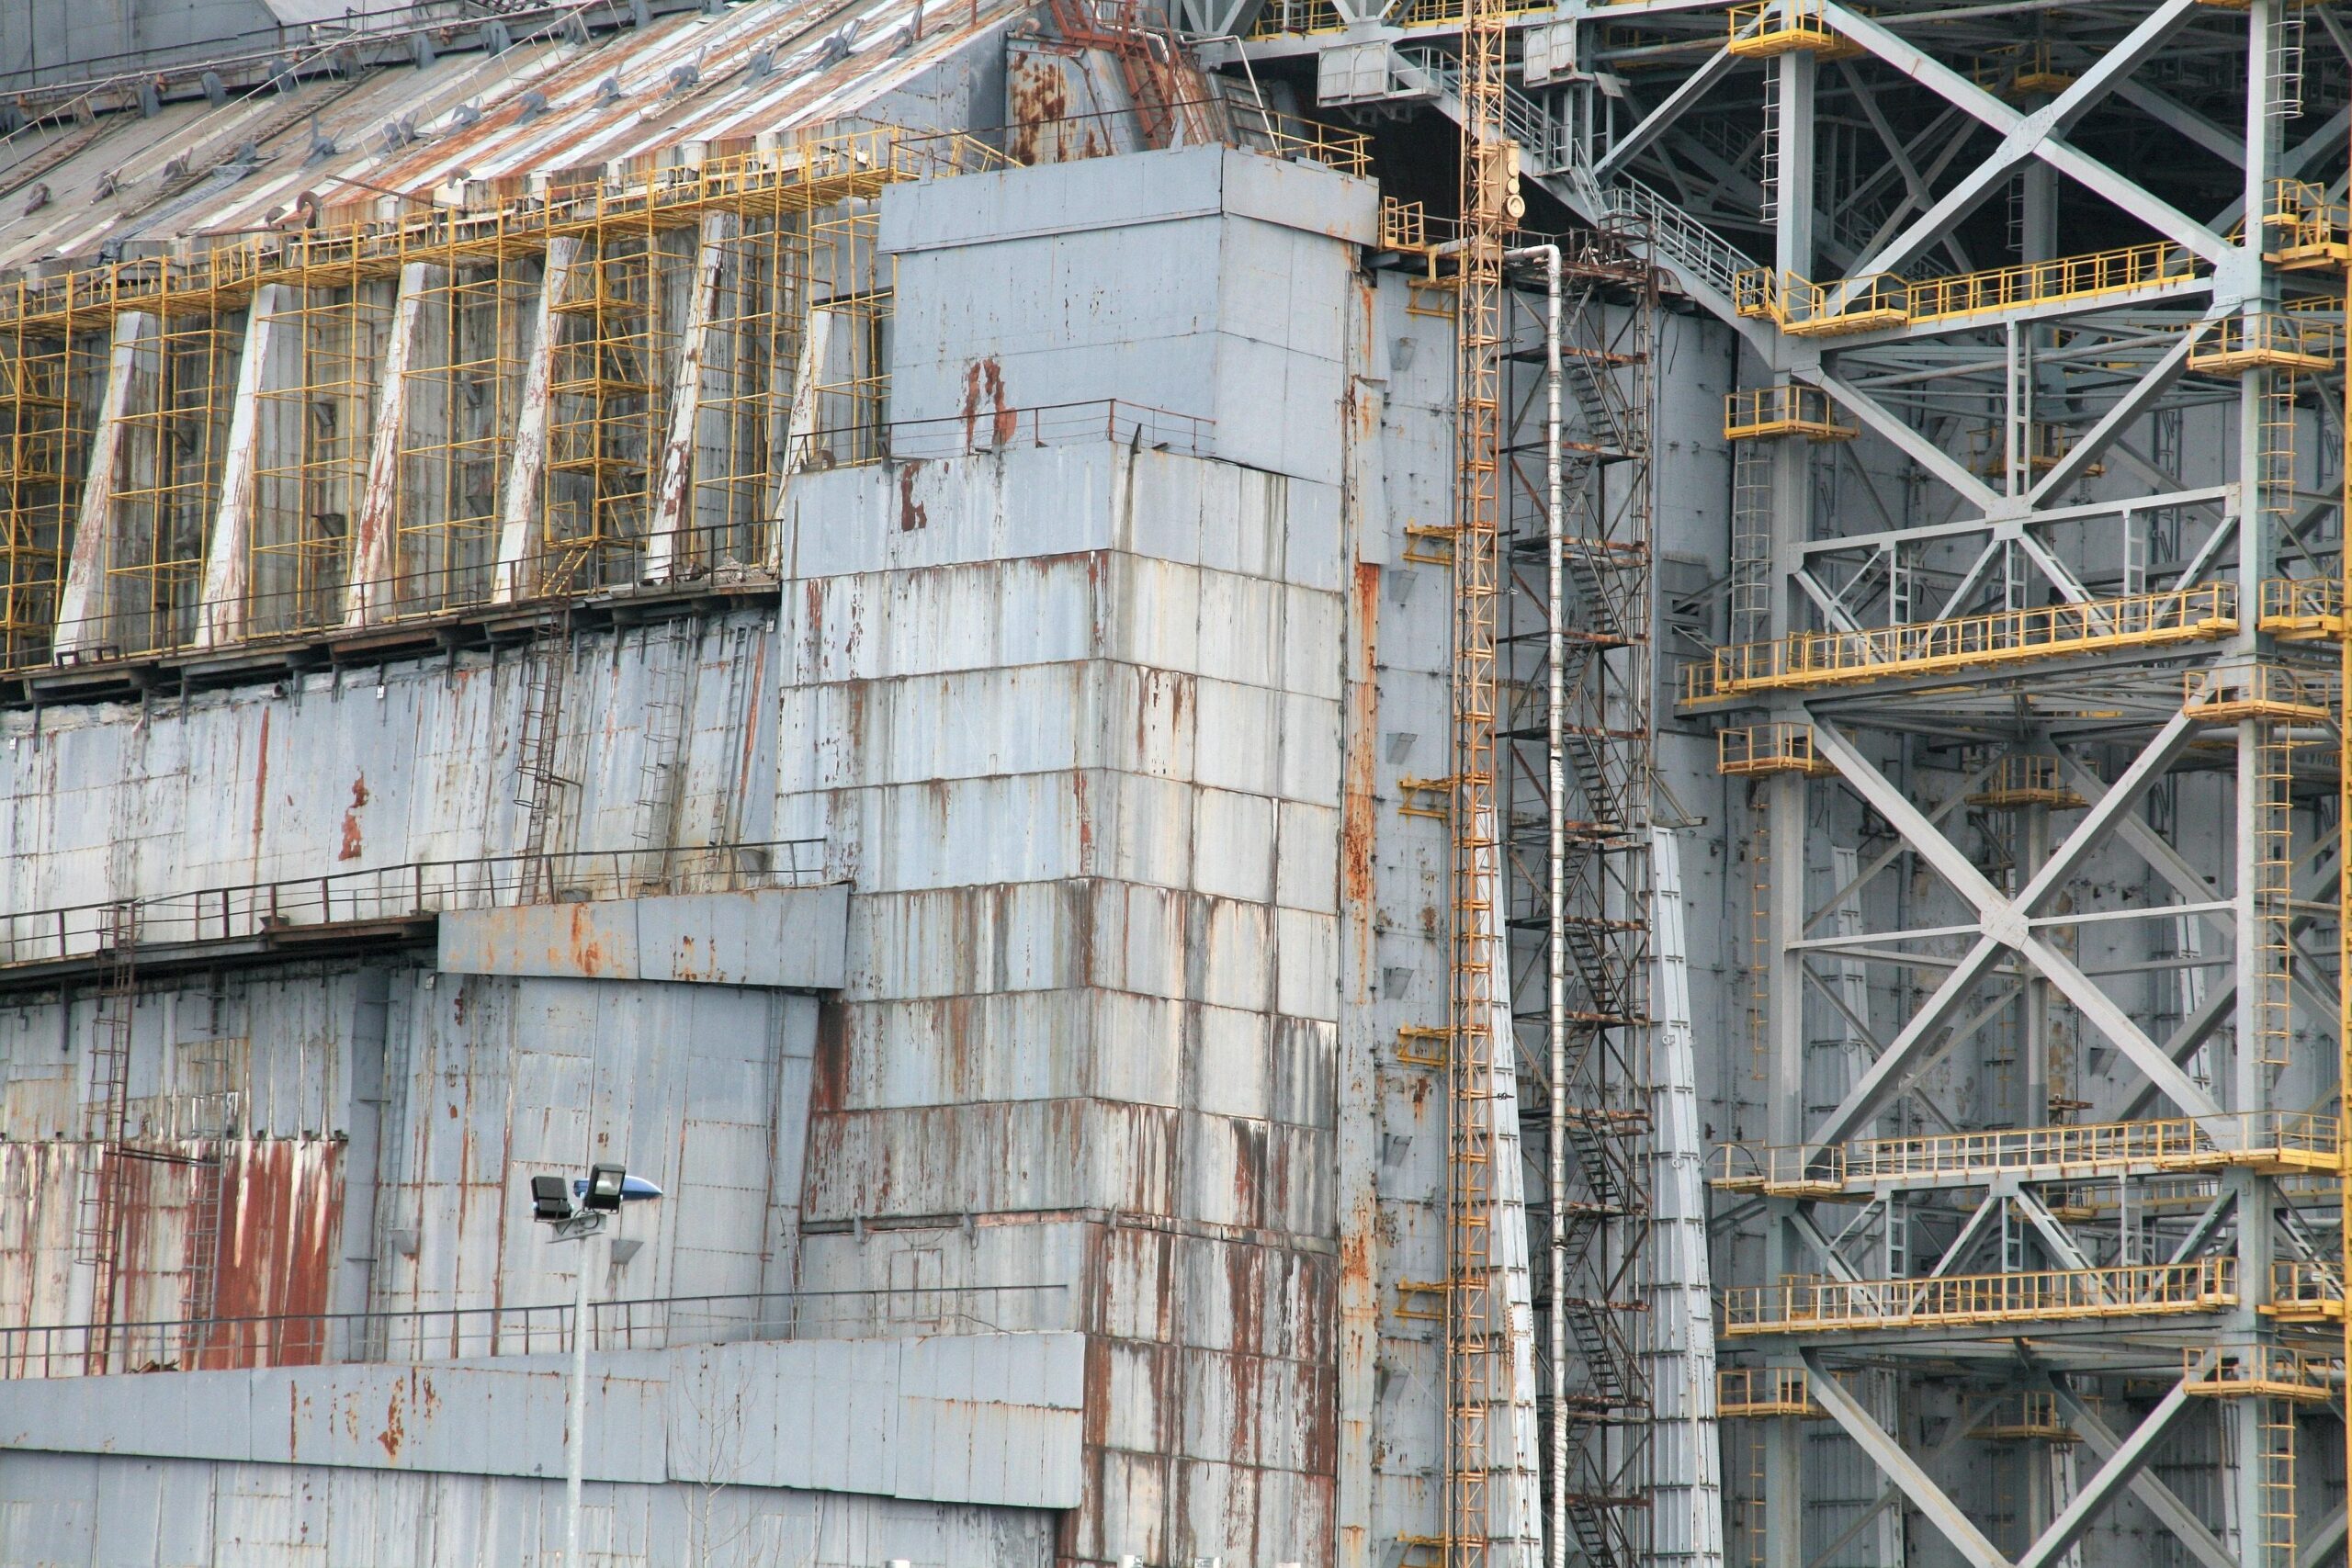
[1508,238,1565,1568]
[566,1229,592,1568]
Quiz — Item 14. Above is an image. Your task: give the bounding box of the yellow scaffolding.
[249,267,387,636]
[104,307,239,659]
[543,220,678,592]
[394,249,533,615]
[791,208,893,471]
[0,322,90,666]
[686,209,809,570]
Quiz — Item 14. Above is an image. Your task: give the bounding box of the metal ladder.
[1729,442,1773,647]
[2268,1,2305,121]
[514,605,576,901]
[631,619,699,890]
[2253,713,2295,1065]
[75,900,138,1373]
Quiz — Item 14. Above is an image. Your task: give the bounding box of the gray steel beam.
[2046,1380,2238,1568]
[2015,1381,2198,1568]
[1596,46,1745,182]
[1802,1352,2011,1568]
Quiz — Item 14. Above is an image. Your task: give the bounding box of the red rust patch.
[957,358,1014,451]
[378,1382,404,1461]
[1341,561,1380,913]
[336,774,368,861]
[897,462,930,531]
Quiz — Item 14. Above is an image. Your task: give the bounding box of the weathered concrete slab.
[0,1330,1083,1507]
[435,886,850,988]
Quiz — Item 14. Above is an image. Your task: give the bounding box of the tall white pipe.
[1506,239,1566,1568]
[566,1230,592,1568]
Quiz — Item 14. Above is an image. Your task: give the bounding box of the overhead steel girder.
[2024,326,2205,505]
[1809,367,2001,511]
[1817,0,2228,276]
[1595,45,1746,182]
[1803,712,2223,1147]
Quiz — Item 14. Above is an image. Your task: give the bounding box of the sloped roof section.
[0,0,1020,276]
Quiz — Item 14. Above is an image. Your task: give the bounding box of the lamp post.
[530,1162,661,1568]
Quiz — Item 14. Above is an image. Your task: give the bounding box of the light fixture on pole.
[528,1162,662,1568]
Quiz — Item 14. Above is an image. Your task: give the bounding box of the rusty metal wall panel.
[435,886,849,987]
[0,1133,341,1364]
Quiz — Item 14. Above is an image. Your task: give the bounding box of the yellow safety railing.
[1907,242,2197,325]
[2188,311,2344,375]
[1684,583,2238,705]
[2267,1259,2346,1320]
[1726,0,1859,57]
[1711,1111,2343,1194]
[1716,722,1839,777]
[2259,575,2345,637]
[1974,1392,2075,1440]
[1972,40,2075,98]
[1722,1259,2238,1335]
[2264,178,2352,268]
[1724,386,1857,441]
[1716,1365,1822,1416]
[1965,755,2085,808]
[1261,115,1374,178]
[1735,243,2201,337]
[2184,1344,2338,1401]
[2185,663,2335,721]
[1389,0,1555,27]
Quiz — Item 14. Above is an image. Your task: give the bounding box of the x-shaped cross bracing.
[1802,710,2223,1150]
[1805,1353,2212,1568]
[1817,0,2231,280]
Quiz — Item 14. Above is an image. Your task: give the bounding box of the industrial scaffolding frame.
[1229,0,2352,1564]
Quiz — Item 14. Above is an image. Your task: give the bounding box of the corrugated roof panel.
[0,0,1019,276]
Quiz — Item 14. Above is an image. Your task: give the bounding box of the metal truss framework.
[1235,1,2352,1566]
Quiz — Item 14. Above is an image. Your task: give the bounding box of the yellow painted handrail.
[1734,241,2201,336]
[1685,583,2237,704]
[1722,1259,2238,1334]
[1712,1111,2342,1193]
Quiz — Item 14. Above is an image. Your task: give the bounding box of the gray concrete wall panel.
[1,1330,1081,1505]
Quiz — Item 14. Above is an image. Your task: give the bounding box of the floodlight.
[583,1162,628,1213]
[531,1174,573,1222]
